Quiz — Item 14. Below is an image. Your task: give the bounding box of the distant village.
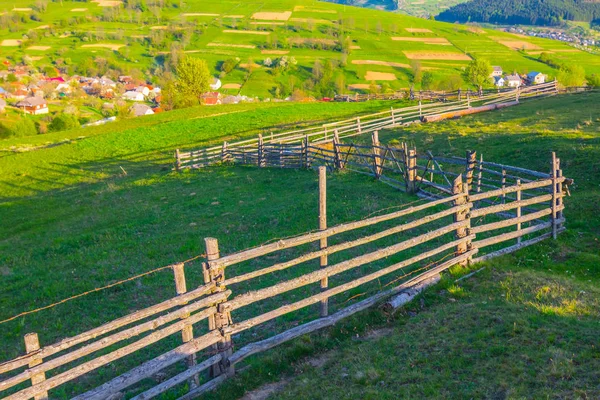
[507,26,598,48]
[489,66,547,89]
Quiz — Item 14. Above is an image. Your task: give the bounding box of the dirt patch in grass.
[406,28,432,33]
[251,22,285,26]
[365,71,396,81]
[240,380,290,400]
[392,37,450,45]
[239,63,261,69]
[489,37,542,50]
[222,83,242,89]
[1,39,22,46]
[348,84,379,90]
[350,45,360,50]
[224,15,245,18]
[289,18,333,24]
[223,30,271,35]
[252,11,292,21]
[353,59,410,68]
[182,13,218,16]
[467,26,486,34]
[403,51,472,60]
[150,26,168,30]
[207,43,256,49]
[288,37,336,46]
[12,7,32,11]
[70,8,87,11]
[29,56,43,61]
[91,0,122,6]
[81,43,125,50]
[34,25,50,29]
[261,50,289,54]
[293,6,337,14]
[26,46,50,51]
[550,49,582,53]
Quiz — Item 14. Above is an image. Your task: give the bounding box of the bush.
[49,113,80,132]
[12,118,38,137]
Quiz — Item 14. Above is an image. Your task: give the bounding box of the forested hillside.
[437,0,600,26]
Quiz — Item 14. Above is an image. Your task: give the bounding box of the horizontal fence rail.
[176,81,564,170]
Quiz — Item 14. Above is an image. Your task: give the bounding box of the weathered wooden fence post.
[24,333,47,400]
[452,175,471,266]
[551,152,561,239]
[221,142,228,164]
[371,131,383,178]
[516,179,522,244]
[304,135,311,169]
[333,129,343,170]
[465,150,477,192]
[175,149,181,172]
[419,100,422,118]
[173,263,199,388]
[406,147,417,194]
[357,117,362,134]
[257,134,265,167]
[476,154,483,194]
[204,238,234,378]
[318,167,329,317]
[502,169,507,204]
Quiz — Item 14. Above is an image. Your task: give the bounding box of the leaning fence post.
[476,154,483,194]
[257,134,265,167]
[304,135,311,169]
[318,167,328,317]
[516,179,522,244]
[221,142,228,164]
[175,149,181,172]
[407,147,417,194]
[390,107,396,125]
[172,263,199,388]
[333,129,343,170]
[24,333,47,400]
[371,131,382,178]
[557,160,564,232]
[204,238,234,378]
[452,175,471,266]
[465,150,477,192]
[357,117,362,133]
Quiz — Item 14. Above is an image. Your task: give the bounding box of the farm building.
[210,77,222,91]
[202,92,222,106]
[527,72,546,85]
[131,103,154,117]
[491,66,503,77]
[505,75,522,88]
[16,96,48,115]
[0,98,6,112]
[135,86,150,96]
[494,76,506,88]
[123,91,145,101]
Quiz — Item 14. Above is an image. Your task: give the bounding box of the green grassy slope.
[0,91,598,398]
[1,0,600,99]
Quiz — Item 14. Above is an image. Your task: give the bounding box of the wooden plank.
[72,331,223,400]
[224,242,477,336]
[471,194,554,218]
[6,309,218,400]
[471,207,559,234]
[209,195,462,269]
[473,221,557,249]
[172,263,198,388]
[177,374,229,400]
[0,293,228,392]
[0,282,216,375]
[130,354,223,400]
[224,204,470,286]
[24,333,47,400]
[223,223,470,314]
[472,231,559,263]
[318,166,328,317]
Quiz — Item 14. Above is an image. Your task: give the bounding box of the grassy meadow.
[2,0,600,99]
[0,88,598,398]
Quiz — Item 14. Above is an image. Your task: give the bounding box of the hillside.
[437,0,600,26]
[323,0,470,18]
[1,0,600,103]
[0,88,599,398]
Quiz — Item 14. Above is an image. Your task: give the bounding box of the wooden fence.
[176,81,561,170]
[0,141,569,399]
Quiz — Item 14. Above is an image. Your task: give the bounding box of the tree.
[368,81,379,94]
[12,118,37,137]
[410,60,422,84]
[558,64,586,87]
[49,113,79,132]
[176,56,211,101]
[464,58,492,90]
[438,74,464,91]
[312,59,323,82]
[422,72,434,90]
[587,73,600,88]
[335,73,346,94]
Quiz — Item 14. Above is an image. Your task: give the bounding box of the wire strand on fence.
[0,254,206,326]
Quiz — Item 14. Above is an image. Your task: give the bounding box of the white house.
[505,75,522,88]
[131,103,154,117]
[55,83,72,94]
[210,77,222,91]
[494,76,506,88]
[16,96,49,115]
[135,86,150,96]
[123,91,145,101]
[527,72,545,85]
[491,66,503,78]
